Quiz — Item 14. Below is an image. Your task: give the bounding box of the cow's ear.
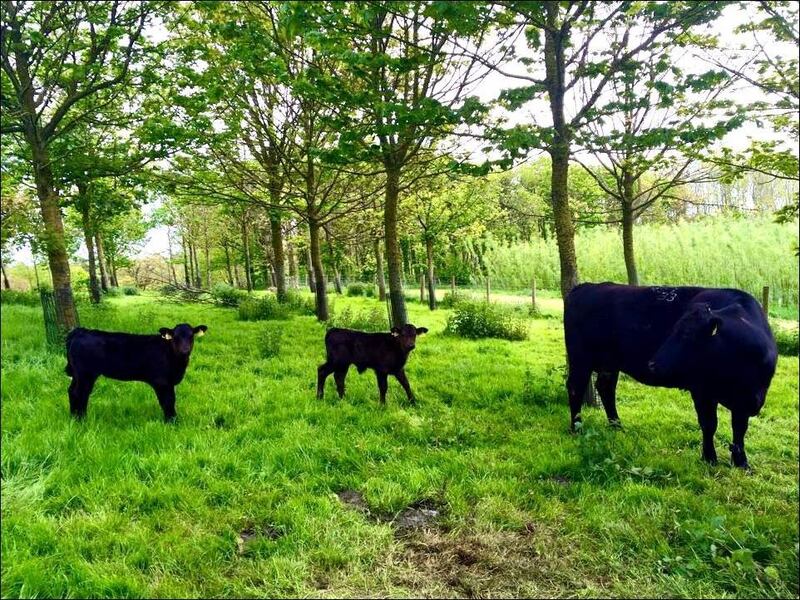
[416,327,428,335]
[391,327,401,337]
[159,327,173,340]
[193,325,208,336]
[709,316,722,337]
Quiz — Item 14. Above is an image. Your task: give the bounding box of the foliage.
[327,306,388,333]
[0,289,39,306]
[439,291,468,309]
[104,287,123,298]
[257,327,282,359]
[282,291,317,316]
[444,301,528,341]
[772,322,799,357]
[346,282,377,298]
[121,286,140,296]
[211,283,248,308]
[238,295,291,322]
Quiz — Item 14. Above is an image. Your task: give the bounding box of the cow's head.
[648,304,720,379]
[391,323,428,353]
[160,323,208,355]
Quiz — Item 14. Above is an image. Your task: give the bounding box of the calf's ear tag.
[162,333,172,340]
[391,331,399,337]
[710,324,718,336]
[195,330,204,337]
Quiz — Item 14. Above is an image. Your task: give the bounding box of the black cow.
[564,282,777,468]
[317,324,428,404]
[65,323,208,422]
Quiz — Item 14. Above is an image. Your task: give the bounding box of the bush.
[772,322,799,356]
[0,289,40,306]
[439,291,467,309]
[238,294,290,321]
[327,306,388,332]
[104,286,123,297]
[283,290,317,315]
[211,283,247,307]
[257,327,282,358]
[121,286,140,296]
[346,282,376,297]
[444,300,528,341]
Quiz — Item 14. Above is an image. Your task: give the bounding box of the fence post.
[420,274,425,303]
[762,285,769,316]
[451,276,455,295]
[485,276,490,303]
[531,277,537,313]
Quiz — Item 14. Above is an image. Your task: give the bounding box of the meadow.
[1,293,798,598]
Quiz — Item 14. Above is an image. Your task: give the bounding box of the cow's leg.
[595,370,621,427]
[70,373,97,420]
[567,365,592,432]
[333,368,347,399]
[730,410,750,469]
[317,362,334,399]
[394,369,415,405]
[154,385,177,423]
[376,371,389,405]
[692,393,718,465]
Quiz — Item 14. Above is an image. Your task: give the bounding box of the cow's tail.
[64,328,80,377]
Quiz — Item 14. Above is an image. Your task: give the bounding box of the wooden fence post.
[762,285,769,316]
[485,276,490,303]
[531,277,537,313]
[420,275,425,303]
[451,276,455,295]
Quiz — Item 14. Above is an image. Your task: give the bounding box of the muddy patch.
[236,523,281,555]
[336,489,444,532]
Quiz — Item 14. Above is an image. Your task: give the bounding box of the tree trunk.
[287,240,298,288]
[95,232,110,291]
[325,229,342,294]
[109,255,119,287]
[241,218,253,292]
[269,213,287,301]
[204,240,211,289]
[182,236,191,286]
[621,175,639,286]
[374,237,387,302]
[166,227,178,284]
[79,194,101,304]
[306,245,316,293]
[223,242,234,285]
[384,167,407,326]
[425,237,437,310]
[1,263,10,289]
[192,243,202,288]
[309,219,328,320]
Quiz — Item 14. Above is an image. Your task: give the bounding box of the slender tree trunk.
[374,238,387,302]
[204,240,211,289]
[287,240,298,288]
[223,242,234,285]
[234,264,242,289]
[166,228,178,285]
[306,245,316,293]
[269,213,287,301]
[425,237,437,310]
[182,236,191,286]
[192,243,202,288]
[95,232,110,291]
[33,259,40,288]
[109,255,119,287]
[325,229,342,295]
[384,167,407,326]
[621,173,639,286]
[1,263,10,289]
[241,217,253,292]
[79,194,101,304]
[308,219,328,320]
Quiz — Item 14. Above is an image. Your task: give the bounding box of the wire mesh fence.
[40,289,79,350]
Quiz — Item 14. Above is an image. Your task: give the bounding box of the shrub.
[439,291,467,309]
[0,289,40,306]
[346,282,376,297]
[104,286,123,297]
[238,294,290,321]
[327,306,388,332]
[121,286,140,296]
[257,327,282,358]
[211,283,247,307]
[283,290,317,315]
[772,322,799,356]
[444,300,528,341]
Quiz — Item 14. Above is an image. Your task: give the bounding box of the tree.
[495,1,725,298]
[1,1,157,331]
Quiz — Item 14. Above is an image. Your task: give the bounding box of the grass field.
[2,294,798,598]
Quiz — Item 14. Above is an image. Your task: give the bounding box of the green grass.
[2,293,798,598]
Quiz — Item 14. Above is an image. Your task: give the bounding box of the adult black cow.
[564,282,777,468]
[65,323,208,422]
[317,324,428,405]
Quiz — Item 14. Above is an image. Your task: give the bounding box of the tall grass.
[483,216,799,309]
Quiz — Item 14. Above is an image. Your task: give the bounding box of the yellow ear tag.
[711,324,718,336]
[196,330,205,337]
[391,332,399,337]
[163,333,172,340]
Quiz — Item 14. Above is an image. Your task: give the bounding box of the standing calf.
[564,283,777,468]
[317,324,428,405]
[65,323,208,422]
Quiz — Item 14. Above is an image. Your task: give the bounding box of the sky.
[9,2,794,265]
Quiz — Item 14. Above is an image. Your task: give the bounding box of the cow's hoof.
[164,415,177,424]
[570,420,583,434]
[702,455,718,466]
[608,419,623,429]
